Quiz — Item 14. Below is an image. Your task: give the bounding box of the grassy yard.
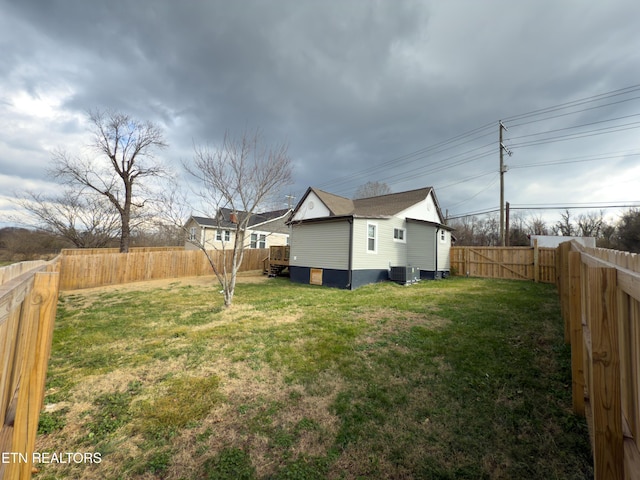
[35,276,592,479]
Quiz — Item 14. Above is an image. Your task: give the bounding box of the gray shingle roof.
[191,208,290,229]
[353,187,434,216]
[307,186,434,218]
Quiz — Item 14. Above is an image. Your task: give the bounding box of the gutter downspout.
[347,217,354,289]
[435,226,439,279]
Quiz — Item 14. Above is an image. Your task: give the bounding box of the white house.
[529,235,596,248]
[184,208,290,251]
[286,187,453,289]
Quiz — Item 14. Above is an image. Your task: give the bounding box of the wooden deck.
[264,245,290,276]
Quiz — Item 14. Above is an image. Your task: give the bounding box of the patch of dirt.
[60,270,270,295]
[355,307,450,349]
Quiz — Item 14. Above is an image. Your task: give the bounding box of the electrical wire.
[448,203,640,220]
[292,83,640,209]
[446,174,500,210]
[510,151,640,170]
[506,112,640,140]
[502,84,640,125]
[314,125,496,193]
[509,122,640,149]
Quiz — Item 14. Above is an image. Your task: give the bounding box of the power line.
[506,112,640,140]
[502,84,640,124]
[510,151,640,170]
[314,125,496,194]
[448,203,640,220]
[509,122,640,149]
[446,174,500,210]
[293,83,640,209]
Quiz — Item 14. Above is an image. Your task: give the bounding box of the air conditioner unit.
[389,266,419,285]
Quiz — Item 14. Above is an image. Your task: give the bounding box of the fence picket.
[0,263,59,480]
[557,240,640,479]
[58,248,269,291]
[450,246,556,283]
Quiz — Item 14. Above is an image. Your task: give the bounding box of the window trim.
[367,222,378,253]
[250,232,266,249]
[393,227,406,243]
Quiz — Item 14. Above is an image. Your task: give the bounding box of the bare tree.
[616,208,640,253]
[526,215,549,236]
[353,181,392,199]
[13,189,120,248]
[0,227,69,261]
[508,212,530,246]
[554,210,575,236]
[51,109,168,252]
[185,128,293,307]
[448,213,500,246]
[576,210,605,237]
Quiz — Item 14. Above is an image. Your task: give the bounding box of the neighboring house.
[184,208,290,251]
[287,186,453,289]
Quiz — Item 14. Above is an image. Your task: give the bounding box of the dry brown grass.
[35,276,592,479]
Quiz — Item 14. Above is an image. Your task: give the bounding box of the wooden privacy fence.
[59,246,183,256]
[0,261,50,286]
[450,242,556,283]
[0,259,60,480]
[557,241,640,480]
[58,248,269,290]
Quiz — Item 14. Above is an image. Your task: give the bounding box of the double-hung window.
[251,233,266,249]
[216,230,231,242]
[393,228,405,242]
[367,223,377,253]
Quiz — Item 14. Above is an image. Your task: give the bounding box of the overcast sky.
[2,0,640,229]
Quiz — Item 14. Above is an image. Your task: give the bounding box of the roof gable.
[289,186,445,224]
[352,187,433,217]
[312,189,354,216]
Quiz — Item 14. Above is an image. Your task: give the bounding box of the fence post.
[558,242,572,343]
[5,271,59,480]
[533,238,539,283]
[569,250,585,416]
[587,265,623,479]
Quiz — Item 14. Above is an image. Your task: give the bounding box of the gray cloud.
[1,0,639,227]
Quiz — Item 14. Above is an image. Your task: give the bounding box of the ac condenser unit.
[389,266,419,285]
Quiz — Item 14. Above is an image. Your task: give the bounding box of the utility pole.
[285,194,295,210]
[499,121,511,246]
[505,201,510,246]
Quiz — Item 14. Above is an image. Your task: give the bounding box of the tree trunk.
[120,190,132,253]
[120,218,130,253]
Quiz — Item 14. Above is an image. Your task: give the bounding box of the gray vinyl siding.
[290,220,350,270]
[407,222,436,271]
[351,218,407,270]
[437,229,451,270]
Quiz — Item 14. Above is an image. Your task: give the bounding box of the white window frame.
[367,222,377,253]
[440,230,447,243]
[393,228,406,243]
[189,227,197,242]
[250,233,266,249]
